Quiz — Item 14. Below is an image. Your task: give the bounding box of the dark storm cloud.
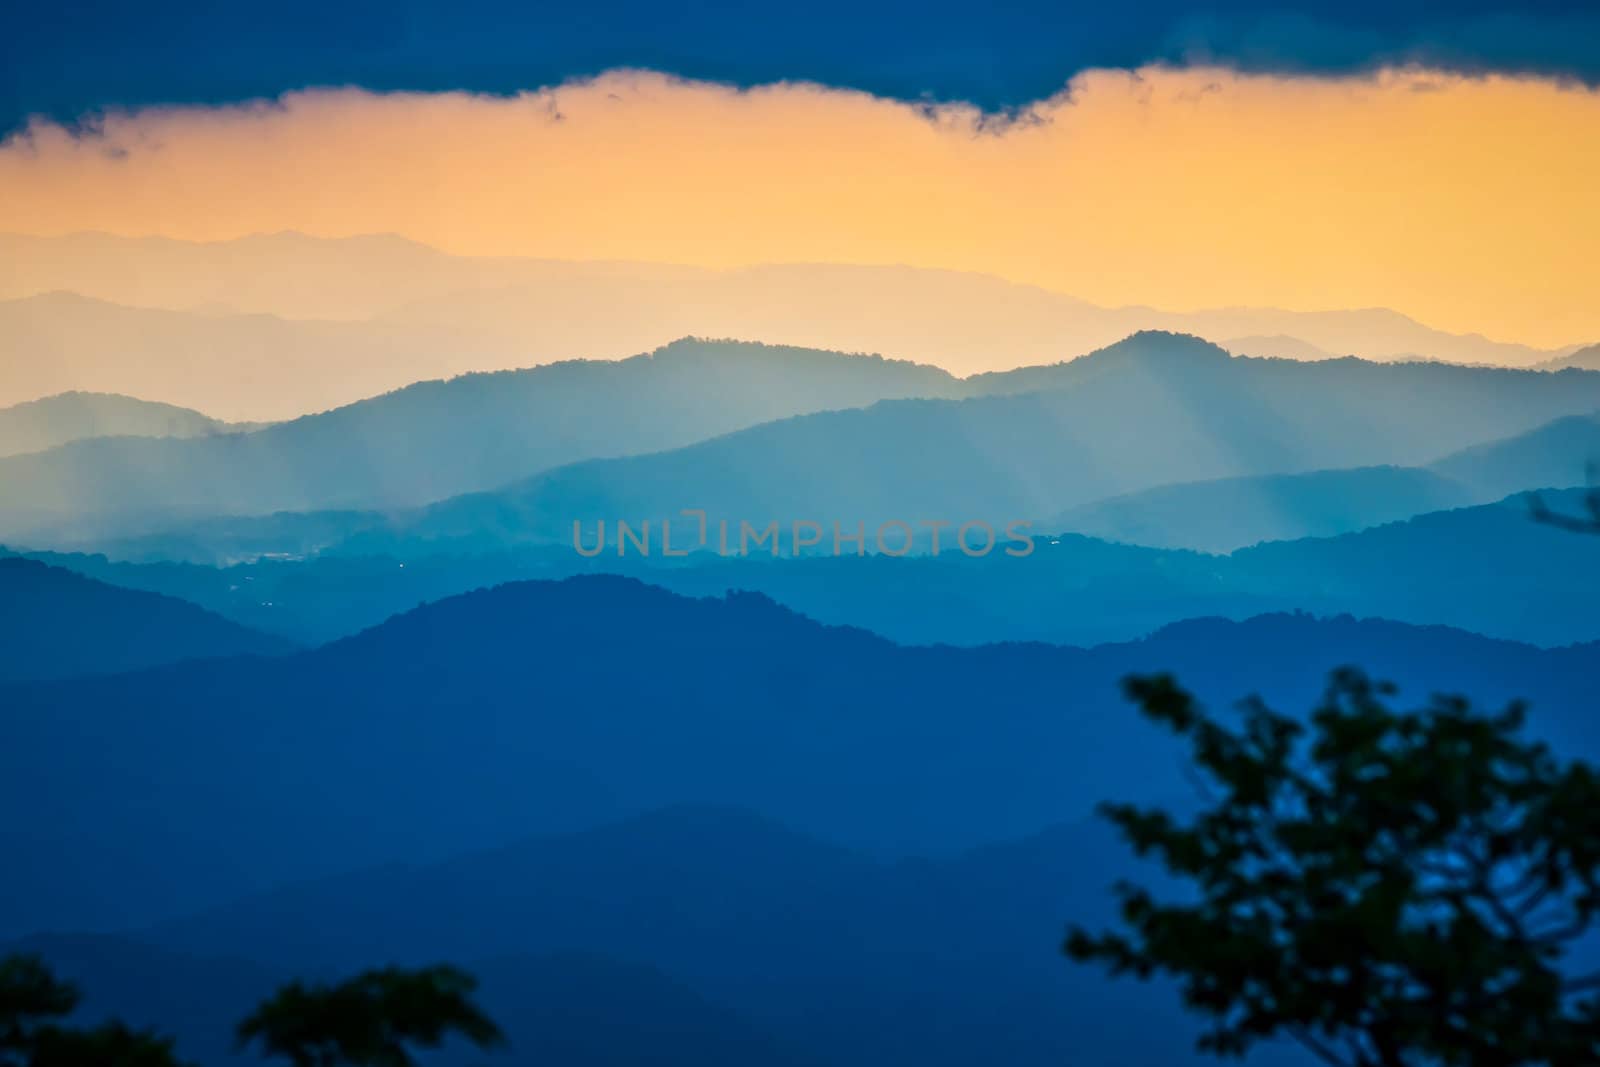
[2,0,1597,132]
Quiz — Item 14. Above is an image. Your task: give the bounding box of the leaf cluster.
[1066,669,1600,1067]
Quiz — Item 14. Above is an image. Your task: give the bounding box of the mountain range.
[0,337,961,544]
[0,556,291,682]
[1,232,1581,421]
[197,336,1600,558]
[0,290,550,423]
[5,803,1289,1067]
[8,332,1598,556]
[1540,342,1600,372]
[11,484,1600,650]
[1042,466,1477,553]
[1043,412,1600,553]
[0,390,254,458]
[1430,411,1600,498]
[4,240,1599,1067]
[4,573,1597,940]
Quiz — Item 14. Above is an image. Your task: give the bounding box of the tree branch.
[1285,1024,1358,1067]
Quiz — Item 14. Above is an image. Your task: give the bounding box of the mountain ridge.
[11,485,1600,651]
[0,556,294,682]
[0,336,967,542]
[1042,465,1477,553]
[1538,342,1600,372]
[0,389,254,459]
[301,336,1600,557]
[1,232,1574,413]
[4,572,1597,938]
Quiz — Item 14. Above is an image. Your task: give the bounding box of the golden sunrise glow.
[2,67,1596,348]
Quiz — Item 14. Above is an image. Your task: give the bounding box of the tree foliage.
[0,953,190,1067]
[1066,668,1600,1067]
[27,1021,192,1067]
[2,955,503,1067]
[236,964,504,1067]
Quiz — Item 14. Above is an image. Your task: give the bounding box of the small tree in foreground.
[237,964,504,1067]
[1066,669,1600,1067]
[2,955,503,1067]
[0,954,189,1067]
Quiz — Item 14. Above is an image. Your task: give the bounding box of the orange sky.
[1,66,1596,348]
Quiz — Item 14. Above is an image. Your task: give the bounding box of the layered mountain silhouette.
[1040,412,1600,552]
[1429,410,1600,499]
[5,228,1595,1067]
[1220,334,1342,361]
[1043,465,1477,553]
[0,338,961,544]
[87,399,1594,566]
[0,291,518,422]
[2,574,1596,938]
[13,487,1600,650]
[9,332,1600,553]
[580,492,1600,648]
[0,232,1571,414]
[248,335,1600,557]
[3,808,1226,1067]
[0,390,252,458]
[0,556,292,682]
[90,807,1214,1067]
[1539,342,1600,372]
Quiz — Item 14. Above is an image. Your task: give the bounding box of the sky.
[2,1,1597,349]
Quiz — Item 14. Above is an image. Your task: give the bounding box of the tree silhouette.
[28,1021,191,1067]
[3,956,504,1067]
[0,956,75,1059]
[0,954,189,1067]
[237,964,504,1067]
[1066,669,1600,1067]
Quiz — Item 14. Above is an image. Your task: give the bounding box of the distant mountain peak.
[1140,609,1516,650]
[1542,342,1600,372]
[647,336,824,360]
[1088,330,1233,361]
[12,289,103,307]
[644,335,924,370]
[1224,334,1343,361]
[1029,330,1237,380]
[0,389,240,459]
